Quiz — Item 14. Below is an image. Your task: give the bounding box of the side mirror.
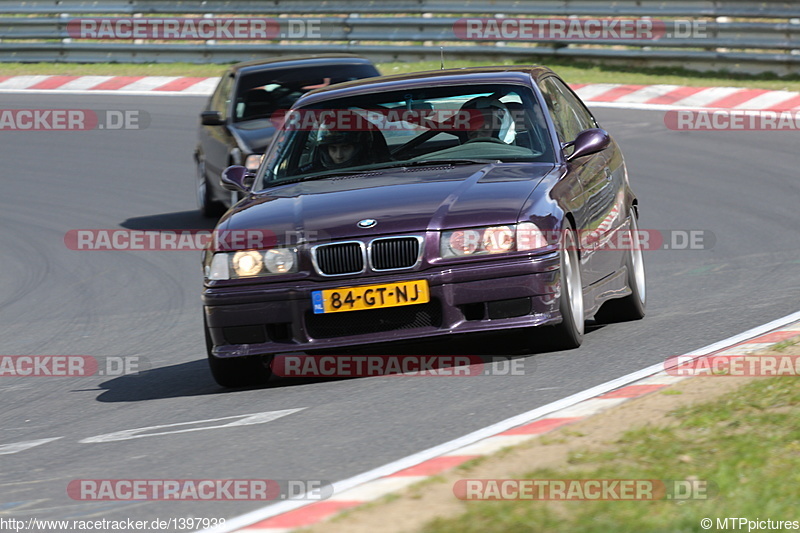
[221,165,253,193]
[201,111,225,126]
[564,128,611,162]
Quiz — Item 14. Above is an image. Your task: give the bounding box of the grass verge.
[1,59,799,91]
[420,375,800,533]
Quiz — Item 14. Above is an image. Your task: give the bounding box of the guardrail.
[0,1,798,75]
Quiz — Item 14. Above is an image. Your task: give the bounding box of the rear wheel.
[205,318,273,387]
[551,225,584,349]
[197,158,225,218]
[594,210,646,323]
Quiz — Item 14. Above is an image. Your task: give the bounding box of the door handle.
[604,168,612,181]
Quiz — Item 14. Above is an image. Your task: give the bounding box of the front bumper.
[203,252,562,358]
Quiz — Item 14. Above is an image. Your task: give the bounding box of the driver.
[316,127,376,170]
[459,97,516,144]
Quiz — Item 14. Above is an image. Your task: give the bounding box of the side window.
[539,78,582,143]
[538,78,563,140]
[210,73,234,120]
[549,77,598,132]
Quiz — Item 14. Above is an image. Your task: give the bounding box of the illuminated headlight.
[205,248,298,280]
[441,223,549,258]
[232,250,263,277]
[245,154,264,171]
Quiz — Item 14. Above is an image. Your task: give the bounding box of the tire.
[594,210,646,323]
[205,318,273,388]
[551,224,584,349]
[197,158,226,218]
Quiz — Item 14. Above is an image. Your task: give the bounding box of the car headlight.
[446,229,482,256]
[441,223,548,258]
[232,250,263,277]
[516,222,550,251]
[205,248,298,280]
[483,225,514,254]
[264,248,295,273]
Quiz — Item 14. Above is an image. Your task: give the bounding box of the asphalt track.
[1,93,799,528]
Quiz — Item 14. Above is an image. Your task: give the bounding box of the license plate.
[312,280,430,314]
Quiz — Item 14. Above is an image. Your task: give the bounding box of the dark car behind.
[195,54,380,216]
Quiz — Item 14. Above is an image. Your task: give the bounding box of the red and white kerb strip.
[1,76,799,110]
[202,318,800,533]
[0,75,219,95]
[569,83,800,111]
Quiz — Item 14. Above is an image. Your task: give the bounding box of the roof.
[228,54,375,75]
[295,66,556,106]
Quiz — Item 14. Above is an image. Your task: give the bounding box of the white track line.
[197,308,800,533]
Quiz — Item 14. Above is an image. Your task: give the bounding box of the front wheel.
[550,225,584,349]
[594,211,646,323]
[197,158,225,218]
[205,319,273,387]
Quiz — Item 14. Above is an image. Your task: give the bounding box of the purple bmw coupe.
[202,66,646,387]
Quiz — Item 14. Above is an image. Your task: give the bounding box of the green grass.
[768,338,800,352]
[421,378,800,533]
[381,59,800,91]
[1,58,800,91]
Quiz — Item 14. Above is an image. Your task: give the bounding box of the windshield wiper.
[369,158,498,170]
[266,168,382,186]
[265,159,496,186]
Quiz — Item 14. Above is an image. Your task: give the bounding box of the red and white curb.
[571,83,800,111]
[0,75,219,95]
[199,311,800,533]
[1,75,799,111]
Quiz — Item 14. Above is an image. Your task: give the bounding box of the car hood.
[230,120,277,153]
[217,162,557,245]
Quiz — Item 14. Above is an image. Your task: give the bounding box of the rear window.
[233,64,379,123]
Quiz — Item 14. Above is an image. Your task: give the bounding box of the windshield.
[233,64,378,123]
[258,83,555,185]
